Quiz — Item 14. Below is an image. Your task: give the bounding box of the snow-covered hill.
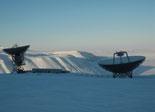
[0,50,154,76]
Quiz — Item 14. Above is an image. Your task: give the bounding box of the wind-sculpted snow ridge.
[0,50,154,76]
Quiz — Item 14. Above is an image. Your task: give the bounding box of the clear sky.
[0,0,154,51]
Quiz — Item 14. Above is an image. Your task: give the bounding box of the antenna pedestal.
[3,45,30,73]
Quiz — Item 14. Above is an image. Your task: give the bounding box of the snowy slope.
[0,50,154,76]
[134,53,155,76]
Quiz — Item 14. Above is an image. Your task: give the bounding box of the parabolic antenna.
[99,51,145,78]
[3,45,30,73]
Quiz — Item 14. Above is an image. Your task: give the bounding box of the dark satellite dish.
[99,51,145,78]
[3,45,30,73]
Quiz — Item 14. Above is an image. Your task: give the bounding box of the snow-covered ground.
[0,50,155,112]
[0,74,155,112]
[0,50,154,76]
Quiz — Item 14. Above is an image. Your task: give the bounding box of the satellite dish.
[99,51,145,78]
[3,45,30,73]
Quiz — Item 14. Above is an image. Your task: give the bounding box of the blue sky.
[0,0,154,51]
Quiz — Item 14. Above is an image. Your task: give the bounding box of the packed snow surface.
[0,74,155,112]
